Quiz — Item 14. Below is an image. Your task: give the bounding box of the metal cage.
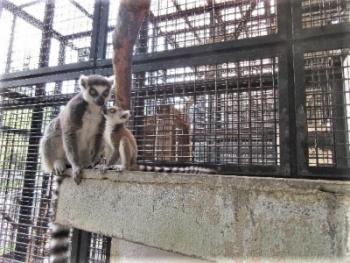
[0,0,350,261]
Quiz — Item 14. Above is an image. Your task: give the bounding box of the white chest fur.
[77,104,102,165]
[103,124,115,160]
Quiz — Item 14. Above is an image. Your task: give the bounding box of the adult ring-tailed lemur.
[39,74,113,263]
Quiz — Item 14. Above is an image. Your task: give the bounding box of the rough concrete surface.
[110,238,209,263]
[56,169,350,262]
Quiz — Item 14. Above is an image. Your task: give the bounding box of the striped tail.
[49,175,70,263]
[49,223,70,263]
[138,165,216,174]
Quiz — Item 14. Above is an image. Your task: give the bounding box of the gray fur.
[40,75,113,184]
[39,74,114,263]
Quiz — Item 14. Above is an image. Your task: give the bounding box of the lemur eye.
[121,113,128,119]
[108,108,116,114]
[103,90,109,97]
[89,88,97,97]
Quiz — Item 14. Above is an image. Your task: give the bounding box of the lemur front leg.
[62,131,82,184]
[109,137,132,172]
[95,147,119,174]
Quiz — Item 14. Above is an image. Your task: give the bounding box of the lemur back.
[101,106,216,174]
[39,74,113,263]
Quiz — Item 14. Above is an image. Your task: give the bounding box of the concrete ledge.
[56,169,350,262]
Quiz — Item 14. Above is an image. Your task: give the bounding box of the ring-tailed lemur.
[39,74,113,263]
[98,106,216,174]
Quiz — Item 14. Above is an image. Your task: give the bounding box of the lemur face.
[79,75,114,107]
[104,106,131,125]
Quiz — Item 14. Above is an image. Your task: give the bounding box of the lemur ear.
[107,75,115,86]
[79,75,89,89]
[122,110,131,120]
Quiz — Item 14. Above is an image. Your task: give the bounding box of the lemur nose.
[96,97,104,106]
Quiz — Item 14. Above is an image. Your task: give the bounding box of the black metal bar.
[293,45,308,175]
[295,23,350,40]
[70,229,80,263]
[105,237,112,263]
[96,0,110,60]
[70,230,91,263]
[78,231,91,263]
[132,44,283,72]
[14,1,55,260]
[296,34,350,52]
[0,68,94,89]
[89,0,102,63]
[277,0,296,176]
[0,61,94,83]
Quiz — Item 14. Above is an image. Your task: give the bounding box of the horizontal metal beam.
[0,34,283,87]
[0,87,29,99]
[0,61,93,82]
[0,126,31,135]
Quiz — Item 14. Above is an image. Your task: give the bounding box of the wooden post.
[112,0,151,110]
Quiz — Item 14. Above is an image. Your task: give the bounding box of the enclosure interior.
[0,0,350,262]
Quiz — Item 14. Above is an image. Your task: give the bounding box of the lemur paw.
[95,164,108,174]
[53,160,66,176]
[72,166,82,185]
[110,165,125,172]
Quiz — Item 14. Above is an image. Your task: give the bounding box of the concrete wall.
[56,170,350,262]
[110,238,208,263]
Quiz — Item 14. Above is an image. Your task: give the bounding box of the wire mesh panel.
[305,49,350,168]
[88,234,110,263]
[0,83,59,262]
[0,0,95,74]
[1,0,350,262]
[133,57,280,169]
[301,0,350,28]
[105,0,278,58]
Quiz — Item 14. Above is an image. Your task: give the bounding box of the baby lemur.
[39,74,113,263]
[100,106,216,174]
[100,106,138,171]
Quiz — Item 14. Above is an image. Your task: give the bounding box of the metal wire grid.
[88,234,110,263]
[305,49,350,168]
[302,0,350,28]
[0,0,350,262]
[133,57,280,167]
[105,0,277,58]
[0,93,56,262]
[0,0,94,75]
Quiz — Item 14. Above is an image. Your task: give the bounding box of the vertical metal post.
[292,0,309,175]
[96,0,110,60]
[276,0,296,176]
[14,0,55,261]
[89,0,103,62]
[71,229,92,263]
